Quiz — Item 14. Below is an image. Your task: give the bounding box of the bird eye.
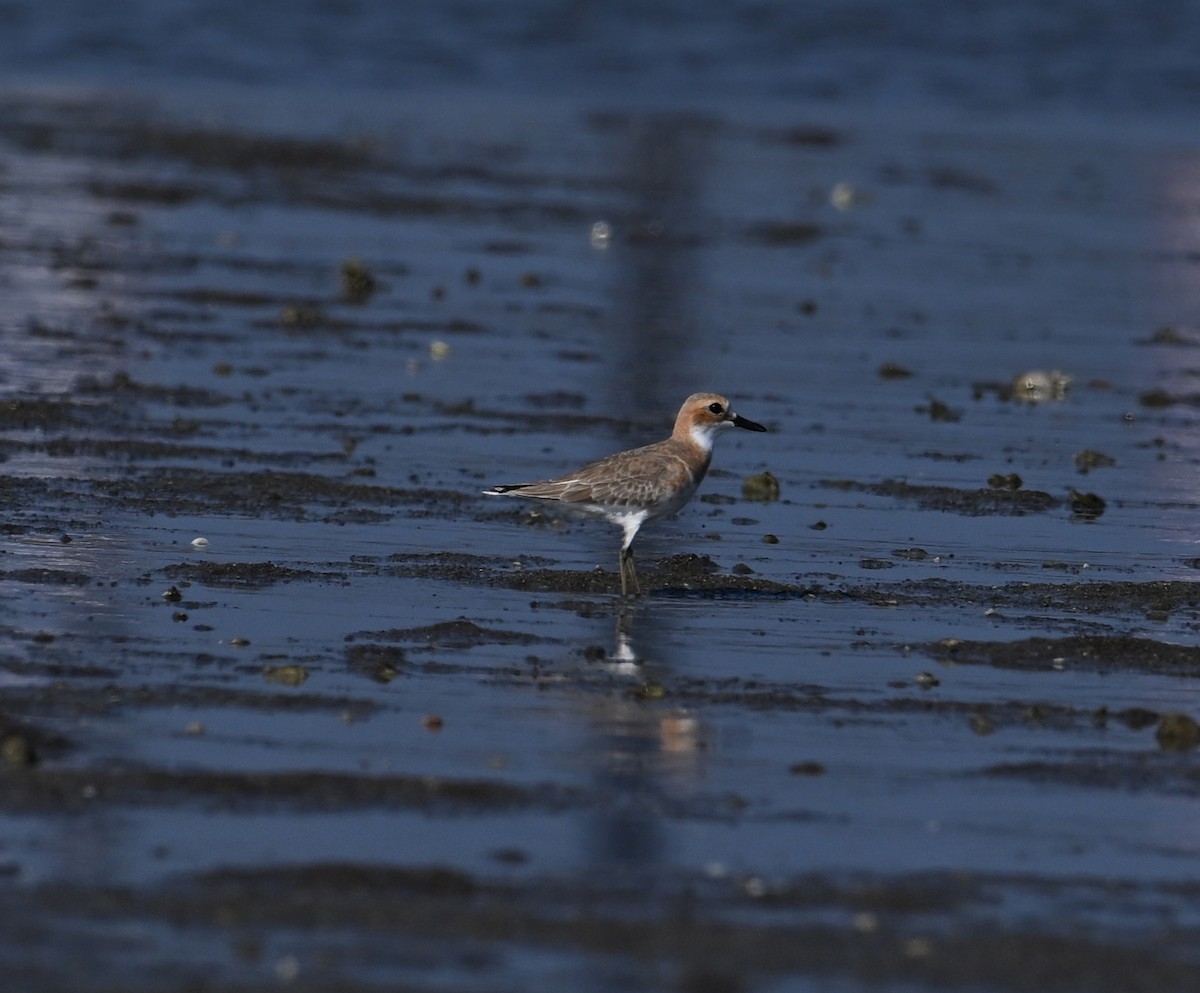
[708,402,724,415]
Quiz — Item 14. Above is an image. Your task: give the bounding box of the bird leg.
[619,546,642,597]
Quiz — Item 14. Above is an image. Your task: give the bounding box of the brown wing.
[504,443,700,510]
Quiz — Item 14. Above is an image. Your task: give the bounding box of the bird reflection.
[606,606,640,671]
[583,603,705,869]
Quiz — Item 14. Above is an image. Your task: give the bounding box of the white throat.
[689,419,729,453]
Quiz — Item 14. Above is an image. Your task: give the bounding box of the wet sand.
[3,88,1200,990]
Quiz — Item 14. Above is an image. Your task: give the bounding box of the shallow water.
[4,4,1200,991]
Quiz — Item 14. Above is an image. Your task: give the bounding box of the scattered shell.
[1012,369,1072,403]
[830,181,859,210]
[274,956,301,983]
[743,876,768,898]
[589,220,612,249]
[190,537,210,548]
[853,912,879,933]
[429,340,452,361]
[903,937,934,959]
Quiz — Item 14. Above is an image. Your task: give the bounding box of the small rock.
[1146,325,1198,346]
[340,256,377,303]
[1138,388,1174,408]
[633,680,667,701]
[859,558,895,570]
[742,471,781,502]
[1156,713,1200,751]
[878,361,914,380]
[788,761,825,776]
[264,664,308,687]
[372,662,400,683]
[279,302,326,329]
[1,734,37,768]
[921,397,961,422]
[1074,450,1116,474]
[969,714,995,736]
[1119,708,1159,731]
[1068,489,1106,520]
[987,473,1023,491]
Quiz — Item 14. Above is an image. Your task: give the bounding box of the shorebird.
[483,392,768,596]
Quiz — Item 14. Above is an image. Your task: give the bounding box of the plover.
[484,392,768,596]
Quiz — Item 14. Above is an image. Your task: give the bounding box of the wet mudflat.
[3,85,1200,993]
